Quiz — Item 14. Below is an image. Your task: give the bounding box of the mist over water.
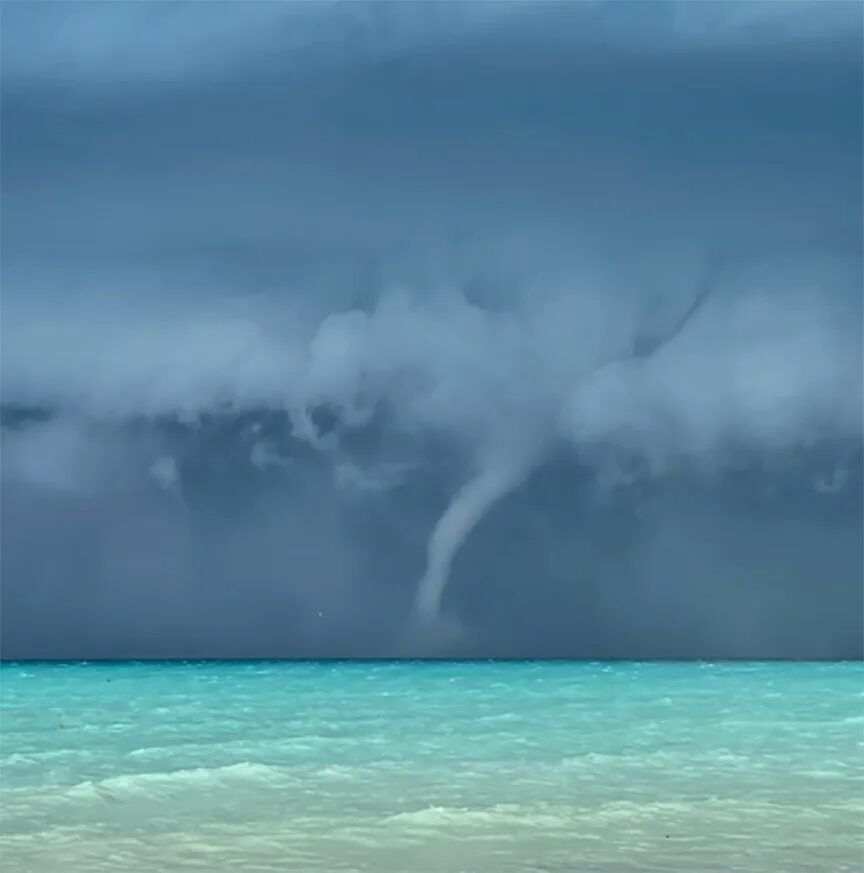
[1,1,862,658]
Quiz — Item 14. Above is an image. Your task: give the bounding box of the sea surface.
[0,661,861,872]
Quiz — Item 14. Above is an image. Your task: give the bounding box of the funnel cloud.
[1,1,862,659]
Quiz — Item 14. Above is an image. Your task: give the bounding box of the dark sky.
[1,1,862,658]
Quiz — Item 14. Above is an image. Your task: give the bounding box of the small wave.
[588,799,695,821]
[314,764,362,780]
[65,762,289,801]
[384,803,568,829]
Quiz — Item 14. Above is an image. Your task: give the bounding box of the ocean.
[0,661,861,872]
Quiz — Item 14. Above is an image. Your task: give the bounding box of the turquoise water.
[1,662,861,872]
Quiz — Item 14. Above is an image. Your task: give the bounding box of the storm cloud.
[1,1,861,658]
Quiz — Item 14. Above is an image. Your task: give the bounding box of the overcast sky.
[1,0,862,659]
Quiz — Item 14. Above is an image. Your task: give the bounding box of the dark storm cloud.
[1,1,861,658]
[4,0,860,286]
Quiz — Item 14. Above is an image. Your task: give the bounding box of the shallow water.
[1,661,861,872]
